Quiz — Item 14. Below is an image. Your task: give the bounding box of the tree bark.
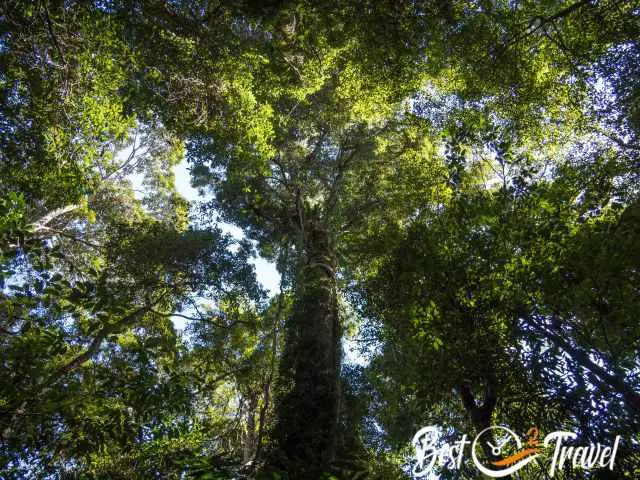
[460,383,498,459]
[243,392,258,463]
[460,383,512,480]
[272,225,340,477]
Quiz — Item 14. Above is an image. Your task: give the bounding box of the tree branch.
[42,4,67,65]
[30,205,79,232]
[525,315,640,419]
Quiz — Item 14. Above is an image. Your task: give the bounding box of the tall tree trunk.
[273,225,341,477]
[243,392,258,463]
[460,382,512,480]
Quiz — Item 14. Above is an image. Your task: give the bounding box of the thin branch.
[53,304,151,378]
[33,226,101,249]
[42,4,67,65]
[595,127,640,152]
[1,300,157,441]
[152,306,255,327]
[104,130,141,180]
[525,315,640,418]
[505,0,592,51]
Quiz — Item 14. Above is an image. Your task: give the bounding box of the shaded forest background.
[1,0,639,478]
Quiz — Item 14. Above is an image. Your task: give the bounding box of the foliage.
[1,0,640,479]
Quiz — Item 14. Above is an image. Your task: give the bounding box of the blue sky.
[174,158,365,366]
[173,159,281,297]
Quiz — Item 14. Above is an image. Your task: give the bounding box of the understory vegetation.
[1,1,639,478]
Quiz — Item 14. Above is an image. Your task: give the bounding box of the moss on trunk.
[272,226,341,477]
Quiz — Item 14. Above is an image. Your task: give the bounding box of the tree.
[116,1,448,475]
[2,1,640,478]
[358,122,640,478]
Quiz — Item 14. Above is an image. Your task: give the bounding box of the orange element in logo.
[490,427,542,468]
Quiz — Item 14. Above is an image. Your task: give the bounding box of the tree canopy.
[1,0,639,479]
